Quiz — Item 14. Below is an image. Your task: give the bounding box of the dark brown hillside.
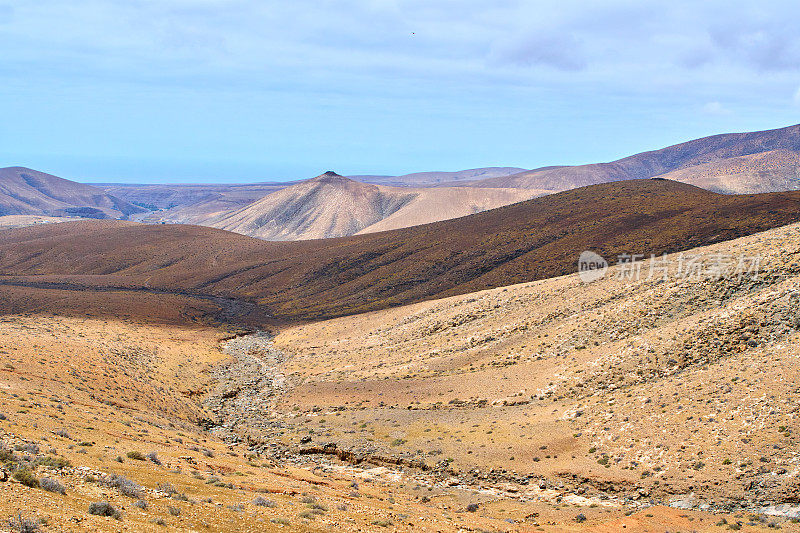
[0,179,799,322]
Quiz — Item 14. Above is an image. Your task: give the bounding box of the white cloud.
[4,0,800,91]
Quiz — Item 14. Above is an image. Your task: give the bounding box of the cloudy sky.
[2,0,800,182]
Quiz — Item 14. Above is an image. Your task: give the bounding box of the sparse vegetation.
[34,455,71,469]
[146,451,162,465]
[8,514,39,533]
[0,446,17,463]
[13,468,39,488]
[107,474,144,499]
[252,496,276,507]
[40,477,66,495]
[157,482,177,494]
[88,501,121,519]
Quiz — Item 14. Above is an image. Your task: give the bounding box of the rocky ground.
[2,223,800,531]
[0,309,707,532]
[206,221,800,520]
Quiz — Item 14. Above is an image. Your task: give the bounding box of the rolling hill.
[1,179,799,322]
[205,171,544,240]
[0,166,146,219]
[469,123,800,192]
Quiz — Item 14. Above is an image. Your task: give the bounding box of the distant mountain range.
[0,167,144,219]
[4,124,800,239]
[98,168,529,228]
[111,123,800,241]
[468,124,800,192]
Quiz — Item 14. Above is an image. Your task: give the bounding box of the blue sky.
[2,0,800,183]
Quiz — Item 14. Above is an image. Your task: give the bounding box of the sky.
[2,0,800,183]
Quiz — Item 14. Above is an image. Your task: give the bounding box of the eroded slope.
[267,222,800,510]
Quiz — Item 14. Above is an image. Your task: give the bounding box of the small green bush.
[34,456,72,469]
[13,468,39,488]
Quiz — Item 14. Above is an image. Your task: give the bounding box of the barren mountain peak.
[203,170,542,240]
[311,170,348,182]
